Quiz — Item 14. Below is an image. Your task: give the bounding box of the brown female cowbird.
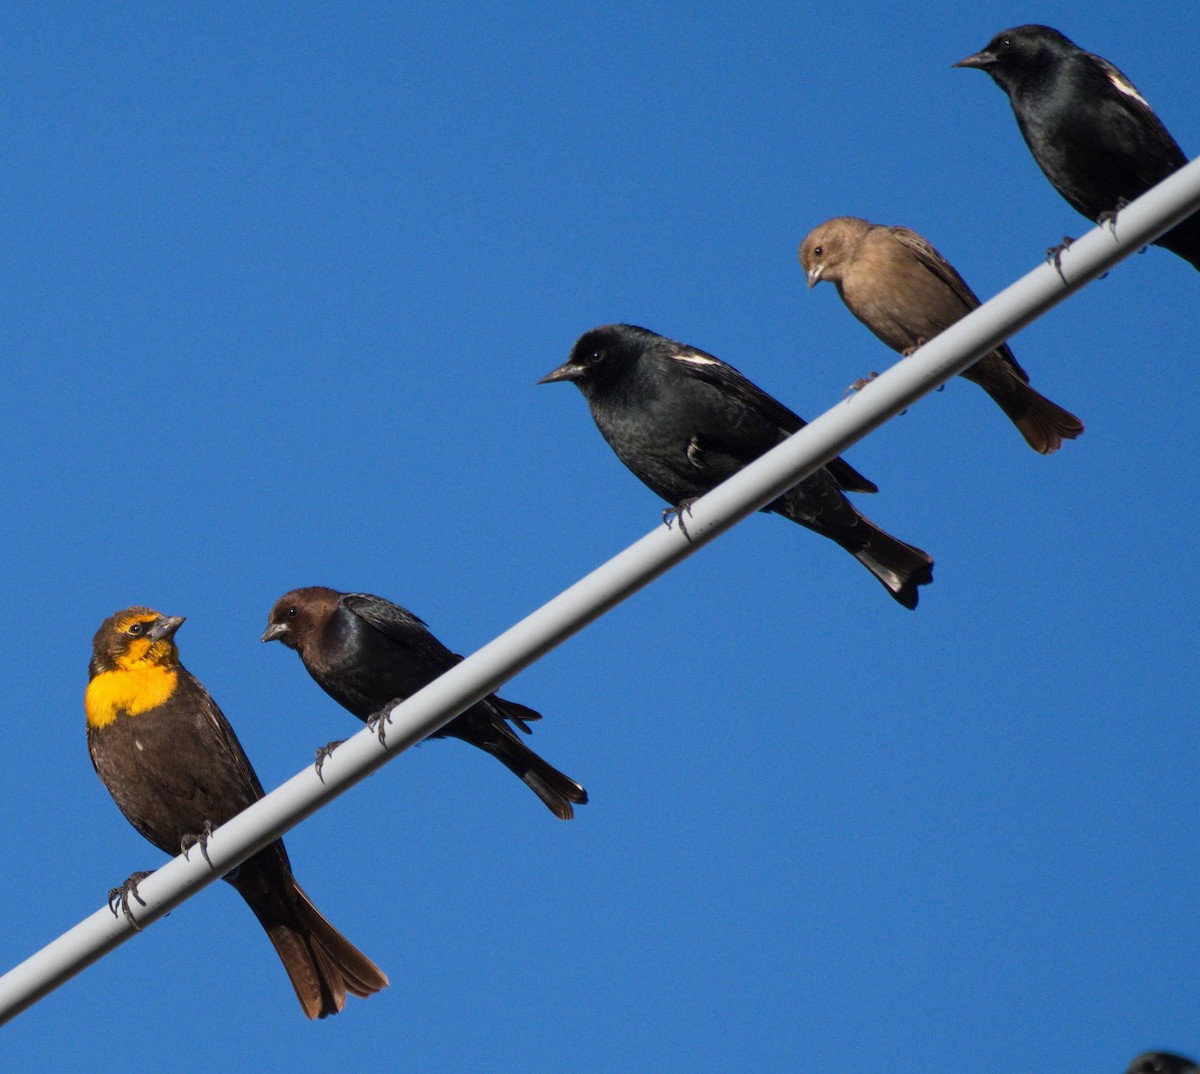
[87,607,387,1019]
[956,25,1200,271]
[539,323,933,609]
[262,587,587,819]
[800,216,1084,454]
[1126,1054,1199,1074]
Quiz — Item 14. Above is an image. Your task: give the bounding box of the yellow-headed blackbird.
[261,587,587,819]
[86,606,388,1019]
[799,216,1083,455]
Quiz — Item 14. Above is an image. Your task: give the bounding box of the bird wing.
[668,348,878,494]
[344,593,540,733]
[886,226,1027,379]
[887,227,983,311]
[342,592,462,672]
[184,669,269,804]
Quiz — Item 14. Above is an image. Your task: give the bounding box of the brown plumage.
[799,216,1083,454]
[86,607,387,1019]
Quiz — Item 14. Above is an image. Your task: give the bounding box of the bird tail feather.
[254,881,388,1019]
[483,730,588,820]
[975,369,1084,455]
[833,516,934,610]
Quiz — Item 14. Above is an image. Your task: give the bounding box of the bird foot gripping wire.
[366,703,397,745]
[1046,236,1076,281]
[107,871,152,929]
[180,820,216,868]
[313,739,346,781]
[662,498,698,540]
[844,371,880,396]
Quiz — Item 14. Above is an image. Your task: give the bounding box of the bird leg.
[107,870,152,929]
[180,819,216,868]
[313,739,346,781]
[662,498,698,540]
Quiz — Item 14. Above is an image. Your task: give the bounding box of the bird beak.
[954,49,995,70]
[261,622,288,643]
[537,361,583,384]
[148,615,186,642]
[805,265,823,288]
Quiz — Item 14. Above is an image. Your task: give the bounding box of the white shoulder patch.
[673,350,721,368]
[1106,69,1150,110]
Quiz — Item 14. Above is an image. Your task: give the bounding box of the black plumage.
[957,24,1200,270]
[1126,1055,1199,1074]
[263,587,587,820]
[539,323,933,609]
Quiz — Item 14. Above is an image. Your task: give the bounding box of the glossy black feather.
[541,324,933,608]
[958,24,1200,269]
[264,587,584,818]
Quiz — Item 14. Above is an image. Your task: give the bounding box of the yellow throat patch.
[85,642,180,730]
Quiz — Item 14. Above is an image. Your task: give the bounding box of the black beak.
[537,361,584,385]
[261,622,288,644]
[148,615,186,642]
[954,49,995,70]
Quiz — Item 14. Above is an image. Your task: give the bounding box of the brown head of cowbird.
[800,215,1083,454]
[262,586,588,820]
[86,607,387,1019]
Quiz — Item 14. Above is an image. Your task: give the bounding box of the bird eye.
[127,622,144,636]
[285,606,298,619]
[813,245,823,257]
[999,36,1011,49]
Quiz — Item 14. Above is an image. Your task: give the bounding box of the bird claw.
[180,819,216,868]
[1098,198,1127,236]
[313,739,345,781]
[108,871,152,930]
[367,705,395,744]
[1046,236,1075,281]
[662,498,698,540]
[844,372,880,395]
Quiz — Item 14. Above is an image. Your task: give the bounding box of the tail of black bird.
[778,496,933,609]
[962,356,1084,455]
[838,519,934,610]
[236,857,388,1019]
[1155,215,1200,271]
[468,709,588,820]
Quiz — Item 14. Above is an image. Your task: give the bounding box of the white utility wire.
[3,155,1199,1025]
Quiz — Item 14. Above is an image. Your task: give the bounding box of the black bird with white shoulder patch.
[957,24,1200,271]
[539,324,934,609]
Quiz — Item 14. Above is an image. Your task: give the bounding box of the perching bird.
[262,587,588,820]
[539,323,934,609]
[800,215,1084,454]
[956,24,1200,270]
[1126,1054,1199,1074]
[86,607,387,1019]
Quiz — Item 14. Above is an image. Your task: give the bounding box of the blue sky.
[2,3,1197,1070]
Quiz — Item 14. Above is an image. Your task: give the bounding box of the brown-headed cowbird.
[86,607,387,1019]
[262,587,587,820]
[539,323,933,609]
[956,25,1200,271]
[800,216,1084,454]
